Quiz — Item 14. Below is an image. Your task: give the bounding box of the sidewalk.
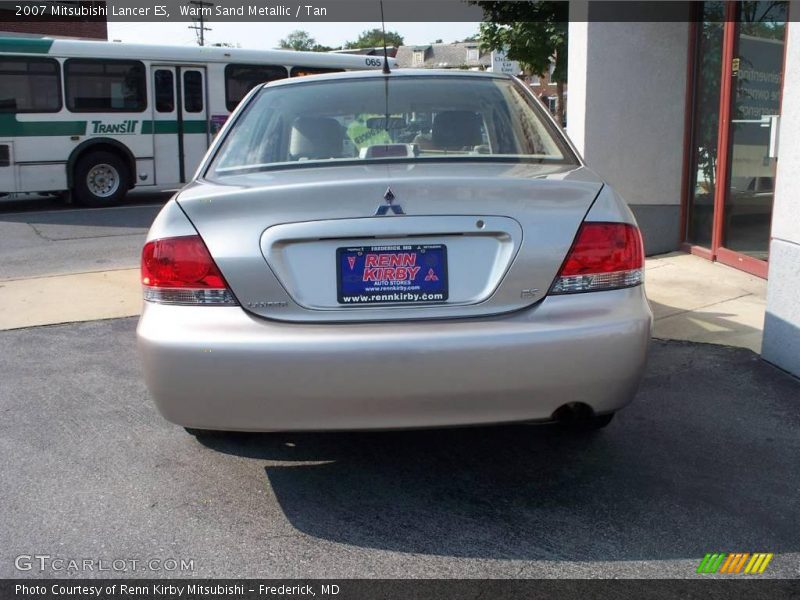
[0,268,140,330]
[0,253,769,355]
[646,252,767,353]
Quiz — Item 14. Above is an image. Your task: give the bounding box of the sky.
[107,22,481,49]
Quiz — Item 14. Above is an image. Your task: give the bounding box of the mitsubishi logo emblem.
[375,187,405,216]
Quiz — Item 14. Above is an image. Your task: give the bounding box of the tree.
[279,30,318,51]
[472,2,569,124]
[345,28,404,49]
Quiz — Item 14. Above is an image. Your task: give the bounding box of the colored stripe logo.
[697,553,773,574]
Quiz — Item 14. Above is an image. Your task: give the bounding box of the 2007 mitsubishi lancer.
[137,69,652,436]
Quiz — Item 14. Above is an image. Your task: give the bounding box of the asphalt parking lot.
[0,192,167,280]
[1,314,798,578]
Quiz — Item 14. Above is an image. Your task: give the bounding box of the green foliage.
[279,30,318,51]
[278,30,333,52]
[345,28,404,50]
[471,1,568,81]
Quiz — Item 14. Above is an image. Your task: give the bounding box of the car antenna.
[379,1,391,133]
[380,1,391,75]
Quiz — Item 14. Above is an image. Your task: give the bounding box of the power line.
[187,1,214,47]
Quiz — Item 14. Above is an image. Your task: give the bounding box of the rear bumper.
[137,287,652,431]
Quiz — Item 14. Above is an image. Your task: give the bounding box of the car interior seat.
[289,117,346,160]
[431,111,484,151]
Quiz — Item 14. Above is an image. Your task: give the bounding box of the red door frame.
[680,0,781,279]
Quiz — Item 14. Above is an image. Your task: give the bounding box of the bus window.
[290,67,344,77]
[65,59,146,112]
[183,70,203,113]
[154,69,174,113]
[0,57,61,113]
[224,64,287,111]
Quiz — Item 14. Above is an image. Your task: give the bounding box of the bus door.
[151,65,209,185]
[0,141,15,193]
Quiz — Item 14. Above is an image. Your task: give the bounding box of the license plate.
[337,244,448,305]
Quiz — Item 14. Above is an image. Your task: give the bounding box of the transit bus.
[0,37,394,206]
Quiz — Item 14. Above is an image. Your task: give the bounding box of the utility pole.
[188,1,213,46]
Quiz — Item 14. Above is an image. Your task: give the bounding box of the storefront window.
[685,0,787,273]
[686,1,725,249]
[723,1,787,260]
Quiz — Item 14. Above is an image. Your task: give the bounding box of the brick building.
[0,2,106,40]
[524,66,568,119]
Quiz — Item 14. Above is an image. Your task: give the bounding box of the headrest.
[431,111,484,150]
[289,117,344,160]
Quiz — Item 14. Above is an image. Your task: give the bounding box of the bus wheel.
[73,151,129,207]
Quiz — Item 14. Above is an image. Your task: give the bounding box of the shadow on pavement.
[649,298,763,349]
[0,190,170,220]
[197,339,800,562]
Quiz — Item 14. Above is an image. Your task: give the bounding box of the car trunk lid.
[176,162,603,322]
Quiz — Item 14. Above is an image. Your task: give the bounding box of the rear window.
[208,76,576,177]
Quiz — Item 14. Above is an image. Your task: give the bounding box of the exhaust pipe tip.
[552,402,596,424]
[552,402,615,432]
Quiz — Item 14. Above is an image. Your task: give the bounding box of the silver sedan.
[137,70,652,435]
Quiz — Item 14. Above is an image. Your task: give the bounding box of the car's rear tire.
[73,151,129,207]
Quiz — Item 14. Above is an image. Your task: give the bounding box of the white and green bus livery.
[0,37,393,206]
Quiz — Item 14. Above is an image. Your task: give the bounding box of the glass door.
[684,1,787,278]
[686,2,725,251]
[151,66,181,186]
[718,1,787,271]
[178,67,209,182]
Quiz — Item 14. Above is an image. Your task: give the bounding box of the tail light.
[141,235,237,305]
[551,222,644,294]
